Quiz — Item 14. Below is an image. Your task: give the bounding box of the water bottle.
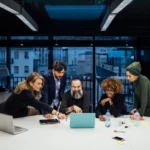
[105,109,111,127]
[134,110,140,127]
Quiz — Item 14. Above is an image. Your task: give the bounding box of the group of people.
[0,61,150,121]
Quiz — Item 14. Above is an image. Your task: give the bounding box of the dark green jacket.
[134,75,150,116]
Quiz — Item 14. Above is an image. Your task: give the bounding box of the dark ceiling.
[0,0,150,36]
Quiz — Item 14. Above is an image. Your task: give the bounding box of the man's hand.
[130,108,137,115]
[66,106,73,114]
[44,114,54,119]
[73,105,82,113]
[98,115,106,121]
[58,113,67,120]
[100,98,111,106]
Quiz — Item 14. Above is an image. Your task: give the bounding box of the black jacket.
[96,93,125,118]
[2,90,53,118]
[40,70,66,105]
[59,90,89,114]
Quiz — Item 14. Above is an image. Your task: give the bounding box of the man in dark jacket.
[40,61,67,110]
[59,79,89,114]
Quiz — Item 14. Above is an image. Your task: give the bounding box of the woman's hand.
[100,98,111,106]
[100,100,106,106]
[44,114,54,119]
[58,113,67,120]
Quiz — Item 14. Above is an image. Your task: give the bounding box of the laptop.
[70,113,95,128]
[0,113,28,135]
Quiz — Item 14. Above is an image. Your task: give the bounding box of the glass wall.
[95,46,135,112]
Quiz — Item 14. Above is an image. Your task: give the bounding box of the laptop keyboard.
[14,126,24,132]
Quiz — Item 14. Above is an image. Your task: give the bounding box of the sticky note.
[117,141,125,145]
[142,123,149,126]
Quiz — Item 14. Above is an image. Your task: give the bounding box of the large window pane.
[9,47,49,88]
[53,46,93,105]
[0,47,7,89]
[96,47,135,112]
[0,47,6,65]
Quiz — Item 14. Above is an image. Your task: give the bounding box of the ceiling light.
[0,2,18,14]
[16,14,38,31]
[101,14,116,31]
[112,0,133,14]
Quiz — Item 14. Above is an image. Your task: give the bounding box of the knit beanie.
[126,62,141,76]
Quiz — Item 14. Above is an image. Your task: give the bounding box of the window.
[24,66,29,73]
[10,47,49,78]
[14,66,19,73]
[0,48,6,64]
[14,51,19,59]
[24,51,29,59]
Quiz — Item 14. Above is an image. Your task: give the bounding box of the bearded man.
[59,79,90,114]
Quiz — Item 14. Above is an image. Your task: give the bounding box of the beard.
[71,89,83,99]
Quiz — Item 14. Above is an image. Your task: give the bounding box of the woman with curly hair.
[96,77,126,121]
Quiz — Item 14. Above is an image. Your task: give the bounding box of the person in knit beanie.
[126,61,150,117]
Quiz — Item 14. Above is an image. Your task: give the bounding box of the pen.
[114,130,125,133]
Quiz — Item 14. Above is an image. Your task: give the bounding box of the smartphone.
[112,136,125,141]
[39,119,60,125]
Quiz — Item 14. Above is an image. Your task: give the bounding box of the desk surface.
[0,115,150,150]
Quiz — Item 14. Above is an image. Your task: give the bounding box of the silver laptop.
[0,113,28,135]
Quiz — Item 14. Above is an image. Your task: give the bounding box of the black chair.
[122,103,128,115]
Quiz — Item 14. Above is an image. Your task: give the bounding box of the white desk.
[0,115,150,150]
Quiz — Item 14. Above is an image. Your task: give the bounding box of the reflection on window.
[24,66,29,73]
[14,51,19,59]
[24,51,29,59]
[14,66,19,73]
[11,36,48,40]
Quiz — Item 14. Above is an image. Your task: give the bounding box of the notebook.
[0,113,28,135]
[70,113,95,128]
